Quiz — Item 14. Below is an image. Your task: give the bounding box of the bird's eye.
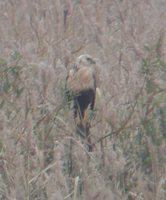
[87,57,91,61]
[87,57,95,64]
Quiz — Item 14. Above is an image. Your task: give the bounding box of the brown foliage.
[0,0,166,199]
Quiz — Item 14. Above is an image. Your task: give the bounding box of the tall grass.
[0,0,166,199]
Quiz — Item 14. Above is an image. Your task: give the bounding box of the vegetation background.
[0,0,166,199]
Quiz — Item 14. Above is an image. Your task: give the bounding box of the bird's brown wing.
[66,67,96,94]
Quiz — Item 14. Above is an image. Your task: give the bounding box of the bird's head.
[75,54,96,69]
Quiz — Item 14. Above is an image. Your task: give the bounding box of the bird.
[65,54,99,151]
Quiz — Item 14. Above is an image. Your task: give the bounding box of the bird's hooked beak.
[88,57,96,65]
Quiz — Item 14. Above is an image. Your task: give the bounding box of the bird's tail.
[75,121,92,152]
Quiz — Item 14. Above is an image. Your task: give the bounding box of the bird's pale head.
[75,54,96,69]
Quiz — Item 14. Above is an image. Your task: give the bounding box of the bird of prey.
[66,54,99,151]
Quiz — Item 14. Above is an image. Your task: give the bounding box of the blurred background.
[0,0,166,199]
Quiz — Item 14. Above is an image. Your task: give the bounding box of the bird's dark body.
[73,88,95,120]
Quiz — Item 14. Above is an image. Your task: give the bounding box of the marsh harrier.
[66,54,99,150]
